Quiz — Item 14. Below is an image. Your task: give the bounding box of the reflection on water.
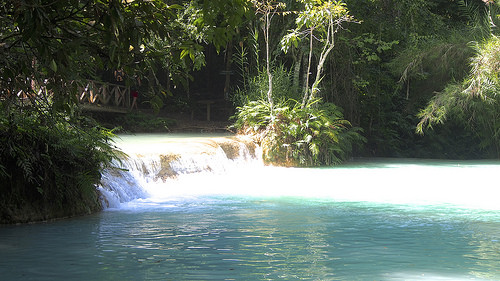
[1,197,499,280]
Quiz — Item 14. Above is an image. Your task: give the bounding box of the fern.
[0,104,119,222]
[233,96,365,166]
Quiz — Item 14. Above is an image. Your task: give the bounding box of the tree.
[0,0,180,113]
[251,0,286,110]
[281,0,356,107]
[416,1,500,157]
[416,35,500,156]
[133,0,253,110]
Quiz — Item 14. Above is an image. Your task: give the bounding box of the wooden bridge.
[5,80,132,113]
[78,80,131,113]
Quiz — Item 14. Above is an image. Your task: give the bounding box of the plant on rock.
[234,98,364,166]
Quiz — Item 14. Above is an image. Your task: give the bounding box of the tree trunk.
[302,28,314,107]
[310,43,334,103]
[309,19,337,105]
[265,12,273,108]
[292,51,302,92]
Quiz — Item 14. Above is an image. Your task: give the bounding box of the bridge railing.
[79,80,130,109]
[2,80,131,112]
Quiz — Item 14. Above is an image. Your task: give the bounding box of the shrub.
[0,109,117,223]
[233,98,365,166]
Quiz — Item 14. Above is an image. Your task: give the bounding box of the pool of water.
[1,134,499,280]
[1,196,499,280]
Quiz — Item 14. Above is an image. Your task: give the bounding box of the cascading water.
[98,134,263,208]
[99,134,500,211]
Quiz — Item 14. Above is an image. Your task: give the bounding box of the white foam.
[100,135,500,211]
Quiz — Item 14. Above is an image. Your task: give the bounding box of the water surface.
[1,134,499,280]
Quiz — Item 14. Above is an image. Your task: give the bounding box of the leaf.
[50,59,57,72]
[168,4,183,10]
[180,49,190,60]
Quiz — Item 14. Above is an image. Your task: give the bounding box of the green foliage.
[231,65,301,107]
[194,0,252,51]
[392,0,449,36]
[232,2,365,165]
[0,0,178,111]
[281,0,357,106]
[389,30,474,99]
[0,108,118,223]
[234,98,365,166]
[0,0,252,114]
[351,33,399,64]
[251,0,288,107]
[340,0,499,158]
[416,35,500,157]
[234,42,251,90]
[465,35,500,101]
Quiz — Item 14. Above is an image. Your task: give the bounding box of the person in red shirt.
[131,90,138,110]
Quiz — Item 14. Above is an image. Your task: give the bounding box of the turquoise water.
[1,196,499,280]
[1,134,500,280]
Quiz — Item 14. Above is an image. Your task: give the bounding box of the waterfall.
[98,135,262,208]
[98,134,500,210]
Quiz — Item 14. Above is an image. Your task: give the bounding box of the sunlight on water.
[111,133,500,211]
[119,164,500,211]
[2,134,499,281]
